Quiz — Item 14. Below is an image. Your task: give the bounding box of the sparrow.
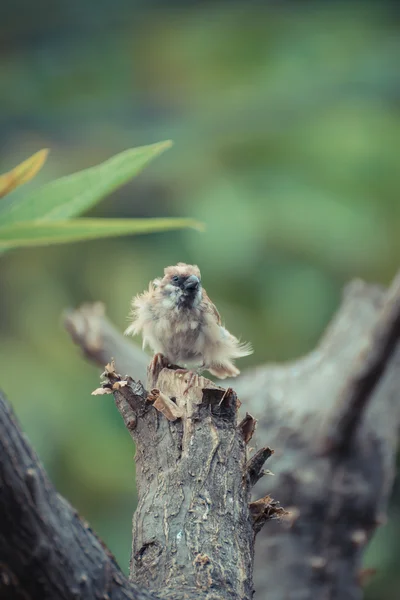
[124,263,252,379]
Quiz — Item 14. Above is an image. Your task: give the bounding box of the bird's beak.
[184,275,200,290]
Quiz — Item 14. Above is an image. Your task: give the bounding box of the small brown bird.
[125,263,252,379]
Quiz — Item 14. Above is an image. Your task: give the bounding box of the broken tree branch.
[249,495,287,534]
[63,302,148,381]
[246,447,274,487]
[324,270,400,452]
[234,274,400,600]
[98,359,270,600]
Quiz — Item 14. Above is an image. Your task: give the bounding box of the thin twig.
[246,447,274,487]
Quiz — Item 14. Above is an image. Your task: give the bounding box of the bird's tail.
[232,340,253,358]
[220,327,253,358]
[208,361,240,379]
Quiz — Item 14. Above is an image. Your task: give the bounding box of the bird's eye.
[172,276,180,283]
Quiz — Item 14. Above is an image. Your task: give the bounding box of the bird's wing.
[202,288,222,325]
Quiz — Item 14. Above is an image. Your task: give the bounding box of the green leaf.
[0,141,172,225]
[0,218,203,249]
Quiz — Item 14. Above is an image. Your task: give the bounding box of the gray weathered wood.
[234,277,400,599]
[64,302,148,382]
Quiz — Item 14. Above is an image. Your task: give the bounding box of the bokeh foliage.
[0,1,399,596]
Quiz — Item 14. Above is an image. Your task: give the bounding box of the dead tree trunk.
[64,270,400,600]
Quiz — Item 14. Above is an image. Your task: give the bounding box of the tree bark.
[64,270,400,600]
[0,390,157,600]
[95,356,273,600]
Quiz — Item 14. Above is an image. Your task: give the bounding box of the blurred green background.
[0,0,399,597]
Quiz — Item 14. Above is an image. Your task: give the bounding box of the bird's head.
[159,263,202,309]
